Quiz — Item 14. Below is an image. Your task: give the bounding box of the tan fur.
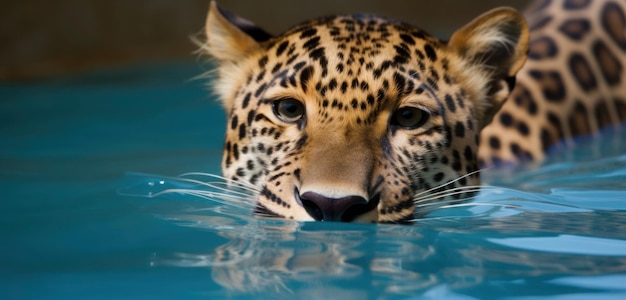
[203,0,625,222]
[449,7,530,128]
[205,1,263,112]
[479,0,626,166]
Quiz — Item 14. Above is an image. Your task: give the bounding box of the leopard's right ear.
[204,1,272,63]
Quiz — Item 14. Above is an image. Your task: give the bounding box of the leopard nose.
[299,191,368,222]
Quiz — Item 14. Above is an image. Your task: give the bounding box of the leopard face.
[203,2,528,223]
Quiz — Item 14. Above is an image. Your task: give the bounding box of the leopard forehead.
[227,15,479,128]
[265,15,442,77]
[247,16,458,93]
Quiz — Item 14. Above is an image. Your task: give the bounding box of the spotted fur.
[202,0,626,223]
[480,0,626,165]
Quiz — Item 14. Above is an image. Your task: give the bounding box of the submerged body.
[203,0,626,223]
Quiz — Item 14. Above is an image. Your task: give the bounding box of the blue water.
[2,62,626,299]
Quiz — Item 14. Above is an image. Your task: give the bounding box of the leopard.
[201,0,626,224]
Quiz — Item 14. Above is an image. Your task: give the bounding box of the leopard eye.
[273,98,305,123]
[390,107,429,129]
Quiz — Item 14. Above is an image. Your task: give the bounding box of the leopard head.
[203,1,528,223]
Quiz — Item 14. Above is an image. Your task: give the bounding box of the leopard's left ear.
[204,1,272,63]
[449,7,529,128]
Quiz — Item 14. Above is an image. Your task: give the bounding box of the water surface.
[2,62,625,299]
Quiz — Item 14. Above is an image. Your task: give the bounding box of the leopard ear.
[204,1,272,63]
[449,7,529,77]
[448,7,529,127]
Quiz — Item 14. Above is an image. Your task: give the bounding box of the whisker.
[178,172,259,191]
[414,184,483,199]
[405,202,525,223]
[429,183,533,200]
[154,184,251,199]
[149,172,262,201]
[412,183,548,208]
[437,202,522,209]
[190,35,207,52]
[192,181,258,198]
[151,188,255,207]
[411,184,491,214]
[475,185,557,203]
[412,167,490,199]
[413,185,483,204]
[177,173,260,193]
[414,194,479,209]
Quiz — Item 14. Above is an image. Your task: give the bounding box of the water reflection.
[150,209,626,298]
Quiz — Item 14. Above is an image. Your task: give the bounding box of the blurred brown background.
[1,0,530,81]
